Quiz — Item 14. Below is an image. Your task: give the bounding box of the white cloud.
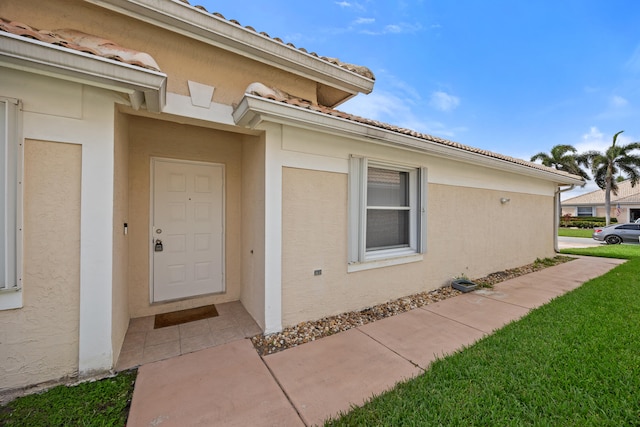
[429,91,460,112]
[340,72,463,138]
[340,90,462,138]
[360,22,423,35]
[341,90,409,122]
[334,1,366,11]
[625,44,640,73]
[583,126,604,140]
[353,17,375,25]
[595,98,635,120]
[610,95,629,108]
[575,127,637,153]
[575,126,607,153]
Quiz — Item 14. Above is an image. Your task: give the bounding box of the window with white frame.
[576,206,594,217]
[348,157,426,265]
[0,97,22,298]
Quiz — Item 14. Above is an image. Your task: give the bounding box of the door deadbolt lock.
[154,239,163,252]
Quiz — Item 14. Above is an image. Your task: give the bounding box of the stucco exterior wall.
[1,0,318,106]
[111,110,129,363]
[281,167,556,326]
[240,134,266,329]
[127,116,243,317]
[1,64,119,382]
[0,139,81,392]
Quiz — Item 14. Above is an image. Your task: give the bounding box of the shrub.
[570,221,605,229]
[560,216,617,228]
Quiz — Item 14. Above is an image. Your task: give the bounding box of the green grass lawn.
[561,244,640,259]
[558,227,594,238]
[326,250,640,426]
[0,370,136,426]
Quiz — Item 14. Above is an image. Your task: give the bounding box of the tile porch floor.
[115,301,262,371]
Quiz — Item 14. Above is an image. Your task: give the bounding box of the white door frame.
[149,157,226,303]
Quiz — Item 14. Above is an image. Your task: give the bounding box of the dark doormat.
[154,304,218,329]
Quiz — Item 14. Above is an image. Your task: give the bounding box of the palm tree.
[530,144,589,180]
[578,131,640,225]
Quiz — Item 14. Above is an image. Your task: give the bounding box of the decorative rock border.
[251,256,575,356]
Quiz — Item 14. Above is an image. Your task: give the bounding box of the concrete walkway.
[127,256,624,427]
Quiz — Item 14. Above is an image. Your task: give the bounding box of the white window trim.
[348,156,426,272]
[576,206,594,217]
[0,96,23,310]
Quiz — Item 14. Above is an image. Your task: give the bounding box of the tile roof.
[244,83,582,180]
[0,17,160,71]
[563,179,640,205]
[178,0,374,81]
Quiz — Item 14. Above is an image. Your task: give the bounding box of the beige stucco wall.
[111,110,129,362]
[127,116,243,317]
[281,167,556,327]
[594,206,624,220]
[0,139,81,392]
[1,0,319,106]
[240,134,266,329]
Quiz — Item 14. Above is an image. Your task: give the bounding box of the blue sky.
[196,0,640,198]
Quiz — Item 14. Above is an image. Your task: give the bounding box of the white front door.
[151,158,225,302]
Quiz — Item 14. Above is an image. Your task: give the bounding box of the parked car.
[593,223,640,244]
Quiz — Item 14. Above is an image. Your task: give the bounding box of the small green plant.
[533,257,556,267]
[452,272,469,281]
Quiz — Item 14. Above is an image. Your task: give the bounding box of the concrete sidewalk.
[127,256,624,427]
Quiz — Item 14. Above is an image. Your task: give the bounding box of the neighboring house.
[562,180,640,222]
[0,0,583,392]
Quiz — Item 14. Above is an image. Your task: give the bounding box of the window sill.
[0,287,23,310]
[348,253,423,273]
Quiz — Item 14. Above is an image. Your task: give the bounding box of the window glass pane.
[618,224,636,230]
[576,207,592,216]
[367,167,408,207]
[366,209,409,250]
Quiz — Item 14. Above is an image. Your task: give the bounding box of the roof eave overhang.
[234,94,585,186]
[85,0,374,97]
[0,32,167,112]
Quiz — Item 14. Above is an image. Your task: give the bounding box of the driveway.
[558,236,602,249]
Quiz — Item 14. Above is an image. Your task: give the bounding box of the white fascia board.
[234,95,585,186]
[86,0,374,95]
[0,32,167,113]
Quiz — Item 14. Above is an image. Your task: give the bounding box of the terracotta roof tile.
[0,17,161,71]
[180,1,374,80]
[245,82,581,180]
[563,179,640,205]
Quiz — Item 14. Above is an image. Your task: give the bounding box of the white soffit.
[233,94,584,186]
[86,0,374,96]
[0,31,167,113]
